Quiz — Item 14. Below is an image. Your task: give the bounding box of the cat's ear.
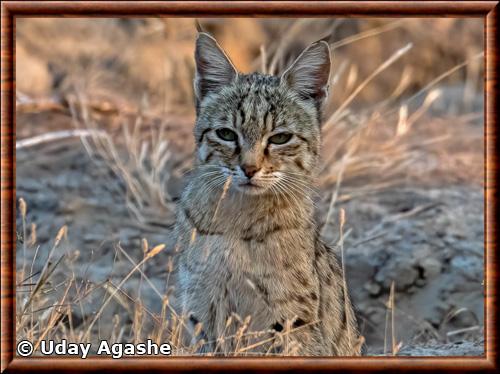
[194,32,238,104]
[281,40,331,108]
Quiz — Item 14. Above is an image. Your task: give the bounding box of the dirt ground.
[15,18,484,356]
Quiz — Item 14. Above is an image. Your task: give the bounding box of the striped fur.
[173,32,362,355]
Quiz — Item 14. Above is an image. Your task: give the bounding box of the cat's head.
[193,32,331,196]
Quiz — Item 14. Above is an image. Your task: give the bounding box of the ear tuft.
[281,41,331,108]
[194,33,238,104]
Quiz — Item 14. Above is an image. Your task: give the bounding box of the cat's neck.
[182,176,315,235]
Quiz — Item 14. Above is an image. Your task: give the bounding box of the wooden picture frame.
[1,1,498,372]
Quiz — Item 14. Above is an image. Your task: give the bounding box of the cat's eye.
[268,133,293,145]
[216,128,237,142]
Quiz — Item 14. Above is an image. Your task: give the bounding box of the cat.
[172,31,363,356]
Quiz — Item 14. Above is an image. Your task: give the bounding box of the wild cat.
[173,32,362,356]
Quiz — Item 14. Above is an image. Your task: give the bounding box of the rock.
[395,340,484,356]
[420,257,442,279]
[415,278,427,287]
[16,43,52,96]
[364,281,382,296]
[375,259,419,291]
[450,255,482,280]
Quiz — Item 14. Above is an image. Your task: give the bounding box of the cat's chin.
[234,183,268,195]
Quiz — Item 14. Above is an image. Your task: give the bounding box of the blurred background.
[16,18,484,355]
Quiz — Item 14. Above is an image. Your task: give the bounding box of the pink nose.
[241,165,259,179]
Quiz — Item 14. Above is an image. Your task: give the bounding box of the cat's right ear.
[280,40,331,110]
[194,33,238,105]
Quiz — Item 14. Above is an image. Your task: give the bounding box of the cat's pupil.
[216,128,237,141]
[268,133,292,145]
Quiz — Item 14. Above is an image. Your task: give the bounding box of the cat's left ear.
[281,40,331,109]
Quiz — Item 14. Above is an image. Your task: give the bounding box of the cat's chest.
[180,233,318,330]
[181,231,317,306]
[176,195,319,324]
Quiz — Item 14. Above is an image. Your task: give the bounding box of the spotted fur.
[173,32,362,355]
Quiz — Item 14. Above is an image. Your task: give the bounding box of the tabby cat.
[173,32,362,356]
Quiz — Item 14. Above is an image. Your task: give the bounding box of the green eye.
[216,128,237,141]
[268,133,293,145]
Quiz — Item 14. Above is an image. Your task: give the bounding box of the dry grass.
[15,18,484,356]
[15,216,325,355]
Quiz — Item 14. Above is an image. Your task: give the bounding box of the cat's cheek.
[198,142,210,162]
[299,154,315,172]
[263,151,284,167]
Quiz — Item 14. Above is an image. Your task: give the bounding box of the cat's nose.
[241,164,259,179]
